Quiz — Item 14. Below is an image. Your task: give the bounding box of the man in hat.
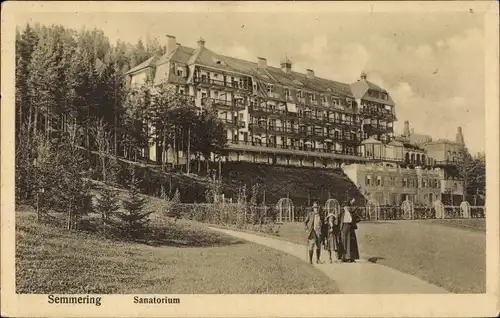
[304,202,325,264]
[339,198,360,262]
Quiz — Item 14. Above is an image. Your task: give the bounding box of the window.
[284,88,290,98]
[333,98,339,106]
[422,179,427,188]
[179,88,185,95]
[403,177,408,187]
[376,176,382,187]
[365,175,372,186]
[176,69,184,77]
[321,95,326,103]
[267,85,273,94]
[311,93,316,101]
[298,90,303,98]
[346,99,352,107]
[239,113,243,120]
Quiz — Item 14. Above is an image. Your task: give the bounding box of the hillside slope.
[94,152,364,206]
[220,162,364,206]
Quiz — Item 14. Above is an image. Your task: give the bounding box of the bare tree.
[91,118,112,182]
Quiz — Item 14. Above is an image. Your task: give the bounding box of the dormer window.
[311,93,316,101]
[346,99,352,107]
[321,95,326,103]
[267,84,273,94]
[298,90,303,98]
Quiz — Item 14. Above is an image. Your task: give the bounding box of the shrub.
[117,172,153,240]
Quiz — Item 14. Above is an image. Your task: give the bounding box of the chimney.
[403,120,410,137]
[306,69,315,79]
[258,57,267,68]
[360,71,367,80]
[197,37,206,48]
[166,34,177,55]
[456,126,465,145]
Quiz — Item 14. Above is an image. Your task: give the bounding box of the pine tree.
[95,185,121,235]
[118,171,152,240]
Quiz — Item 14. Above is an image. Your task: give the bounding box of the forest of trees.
[15,23,227,230]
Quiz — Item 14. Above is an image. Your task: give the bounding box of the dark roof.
[125,55,160,75]
[129,43,388,101]
[350,78,395,106]
[403,143,424,151]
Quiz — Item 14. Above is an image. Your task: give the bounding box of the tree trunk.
[162,129,167,170]
[34,110,38,136]
[114,112,118,156]
[187,126,191,174]
[67,200,73,230]
[28,106,33,139]
[102,156,106,182]
[197,156,201,174]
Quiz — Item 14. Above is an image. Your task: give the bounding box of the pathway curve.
[209,227,450,294]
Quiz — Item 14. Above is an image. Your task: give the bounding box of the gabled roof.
[361,136,382,145]
[125,55,160,75]
[350,78,395,106]
[156,46,195,66]
[129,42,389,100]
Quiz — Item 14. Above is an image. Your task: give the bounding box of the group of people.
[304,199,360,264]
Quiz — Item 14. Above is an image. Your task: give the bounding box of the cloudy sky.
[16,6,486,153]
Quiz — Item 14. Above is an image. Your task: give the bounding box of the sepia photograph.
[1,1,499,317]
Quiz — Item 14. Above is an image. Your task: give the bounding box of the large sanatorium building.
[125,35,466,205]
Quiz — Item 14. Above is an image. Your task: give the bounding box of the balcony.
[193,76,251,92]
[202,97,232,109]
[220,118,245,129]
[267,91,285,102]
[301,113,323,123]
[250,105,287,117]
[363,123,392,133]
[434,160,458,167]
[248,123,267,134]
[226,140,367,161]
[360,107,396,121]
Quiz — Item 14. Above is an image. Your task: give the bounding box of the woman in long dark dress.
[339,199,360,263]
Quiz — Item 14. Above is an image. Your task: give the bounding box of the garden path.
[209,227,450,294]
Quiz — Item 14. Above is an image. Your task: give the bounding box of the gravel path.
[209,227,450,294]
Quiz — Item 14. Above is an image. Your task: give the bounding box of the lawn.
[273,219,486,294]
[16,212,338,294]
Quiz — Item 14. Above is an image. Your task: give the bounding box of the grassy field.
[273,219,486,293]
[16,212,338,294]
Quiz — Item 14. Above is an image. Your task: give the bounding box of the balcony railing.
[250,105,287,116]
[267,91,285,101]
[219,119,246,129]
[226,140,362,157]
[434,160,458,166]
[193,76,251,92]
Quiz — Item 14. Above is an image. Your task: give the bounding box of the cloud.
[300,35,328,59]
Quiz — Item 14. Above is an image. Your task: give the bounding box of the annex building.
[125,34,465,205]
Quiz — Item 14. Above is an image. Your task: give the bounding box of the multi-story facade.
[125,34,466,203]
[125,35,398,168]
[342,163,442,205]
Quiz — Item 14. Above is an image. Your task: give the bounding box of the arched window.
[405,152,410,163]
[422,155,426,165]
[410,153,415,164]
